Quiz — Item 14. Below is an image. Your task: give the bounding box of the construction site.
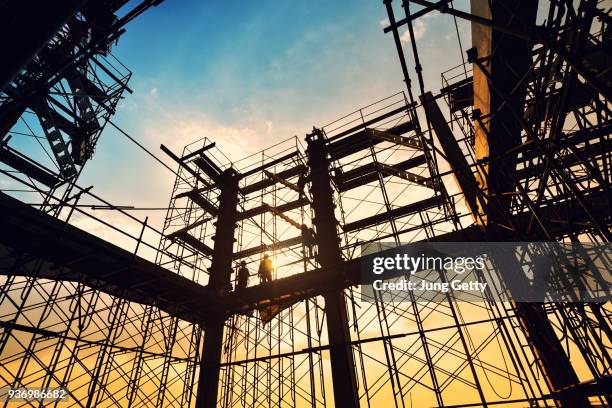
[0,0,610,407]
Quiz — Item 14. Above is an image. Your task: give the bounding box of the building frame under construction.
[0,0,610,407]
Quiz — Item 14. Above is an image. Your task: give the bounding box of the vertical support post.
[468,1,590,406]
[195,169,239,408]
[305,128,360,408]
[514,303,589,406]
[469,0,538,225]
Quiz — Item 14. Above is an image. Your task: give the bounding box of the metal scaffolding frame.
[0,0,610,407]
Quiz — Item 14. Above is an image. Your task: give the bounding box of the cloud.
[413,20,426,40]
[64,0,475,254]
[131,93,272,165]
[144,113,264,161]
[399,20,426,44]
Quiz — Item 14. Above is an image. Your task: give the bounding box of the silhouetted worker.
[236,260,249,290]
[301,225,315,258]
[297,173,307,197]
[258,253,274,283]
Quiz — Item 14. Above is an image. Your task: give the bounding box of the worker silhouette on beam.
[301,225,315,258]
[236,260,249,291]
[258,253,274,283]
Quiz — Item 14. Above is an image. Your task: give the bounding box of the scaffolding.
[0,0,610,407]
[0,1,162,219]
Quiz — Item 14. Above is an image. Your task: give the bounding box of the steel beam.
[420,92,481,220]
[367,128,423,149]
[336,155,427,192]
[237,196,309,221]
[161,144,211,188]
[342,195,443,232]
[0,192,222,324]
[328,121,415,160]
[232,236,303,260]
[242,165,307,195]
[0,0,87,90]
[225,188,609,313]
[180,143,216,161]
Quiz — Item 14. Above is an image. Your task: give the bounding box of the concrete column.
[195,169,239,408]
[469,2,590,405]
[306,129,359,408]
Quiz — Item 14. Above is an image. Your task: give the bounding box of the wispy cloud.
[79,0,470,236]
[399,20,426,43]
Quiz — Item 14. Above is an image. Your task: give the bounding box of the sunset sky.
[1,3,603,407]
[74,0,472,231]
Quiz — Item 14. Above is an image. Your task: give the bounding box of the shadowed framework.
[0,0,610,407]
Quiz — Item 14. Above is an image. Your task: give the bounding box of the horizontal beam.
[181,143,215,162]
[0,192,221,324]
[342,195,443,232]
[328,121,415,161]
[241,151,299,178]
[368,128,423,149]
[263,169,301,192]
[225,224,484,314]
[336,155,427,192]
[326,104,413,142]
[241,165,306,195]
[237,197,309,221]
[226,189,610,312]
[170,230,214,257]
[1,187,607,320]
[376,162,435,189]
[233,236,303,260]
[160,144,211,188]
[176,189,218,217]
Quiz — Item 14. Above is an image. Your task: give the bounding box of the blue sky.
[73,0,471,228]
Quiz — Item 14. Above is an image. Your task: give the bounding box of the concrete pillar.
[469,2,590,405]
[306,129,360,408]
[196,169,239,408]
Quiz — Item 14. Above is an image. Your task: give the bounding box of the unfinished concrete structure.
[0,0,610,407]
